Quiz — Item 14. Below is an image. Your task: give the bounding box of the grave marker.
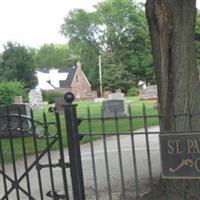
[29,89,44,110]
[102,99,127,118]
[139,85,158,100]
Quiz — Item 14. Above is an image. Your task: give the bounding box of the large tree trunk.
[146,0,200,131]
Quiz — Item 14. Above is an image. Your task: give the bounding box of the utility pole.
[99,55,103,97]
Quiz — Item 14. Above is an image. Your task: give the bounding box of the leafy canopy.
[1,42,35,89]
[61,0,154,91]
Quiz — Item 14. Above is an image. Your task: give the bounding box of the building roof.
[36,65,78,88]
[64,65,77,86]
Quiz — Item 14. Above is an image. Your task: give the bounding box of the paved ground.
[0,126,161,200]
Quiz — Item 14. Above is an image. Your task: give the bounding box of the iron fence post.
[63,92,86,200]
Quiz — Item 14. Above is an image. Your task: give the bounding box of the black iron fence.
[0,106,70,200]
[1,93,200,200]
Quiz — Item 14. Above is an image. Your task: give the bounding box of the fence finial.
[64,92,75,103]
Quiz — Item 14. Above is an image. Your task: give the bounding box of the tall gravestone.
[29,89,44,111]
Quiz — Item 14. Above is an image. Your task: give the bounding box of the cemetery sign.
[160,132,200,178]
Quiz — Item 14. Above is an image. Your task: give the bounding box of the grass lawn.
[0,96,158,163]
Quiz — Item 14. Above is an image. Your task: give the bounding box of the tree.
[67,38,99,89]
[61,1,154,91]
[34,43,73,68]
[61,9,100,90]
[1,42,35,89]
[0,81,27,105]
[0,54,3,80]
[95,0,153,87]
[102,52,132,91]
[146,0,200,131]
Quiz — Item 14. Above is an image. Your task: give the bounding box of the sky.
[0,0,102,52]
[0,0,200,53]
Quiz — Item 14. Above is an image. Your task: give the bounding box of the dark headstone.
[102,99,127,118]
[0,104,31,137]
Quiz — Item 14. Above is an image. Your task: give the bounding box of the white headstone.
[108,92,124,100]
[29,89,44,110]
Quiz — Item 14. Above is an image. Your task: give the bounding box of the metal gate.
[0,92,85,200]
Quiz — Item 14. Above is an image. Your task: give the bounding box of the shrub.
[127,87,139,96]
[42,90,64,104]
[0,81,27,105]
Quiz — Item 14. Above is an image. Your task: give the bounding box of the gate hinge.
[37,159,71,170]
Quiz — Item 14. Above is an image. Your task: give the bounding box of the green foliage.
[127,87,139,96]
[68,39,99,89]
[0,54,3,80]
[42,90,64,104]
[34,43,73,68]
[1,42,35,89]
[0,81,27,105]
[61,9,100,89]
[102,52,132,91]
[61,0,155,91]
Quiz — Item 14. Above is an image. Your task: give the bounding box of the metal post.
[99,55,103,97]
[63,92,86,200]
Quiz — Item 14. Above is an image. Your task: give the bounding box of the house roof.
[64,65,77,86]
[36,65,78,87]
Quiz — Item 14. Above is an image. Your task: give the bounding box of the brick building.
[35,62,92,99]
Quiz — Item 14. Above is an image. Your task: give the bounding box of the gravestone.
[0,104,31,137]
[14,96,23,104]
[139,85,158,100]
[85,91,98,99]
[108,92,124,100]
[55,97,65,112]
[103,91,127,117]
[29,89,44,110]
[102,99,127,118]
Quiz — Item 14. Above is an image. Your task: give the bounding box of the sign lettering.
[160,133,200,178]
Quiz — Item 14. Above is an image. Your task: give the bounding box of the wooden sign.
[160,133,200,178]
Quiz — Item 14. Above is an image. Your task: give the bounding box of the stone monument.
[139,85,158,100]
[0,104,31,137]
[29,89,44,110]
[103,91,127,117]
